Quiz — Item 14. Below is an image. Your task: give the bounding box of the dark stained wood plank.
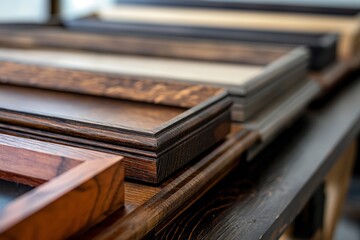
[145,76,360,240]
[0,85,185,131]
[0,61,223,108]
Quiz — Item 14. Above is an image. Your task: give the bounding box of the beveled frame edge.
[0,60,230,139]
[86,126,259,240]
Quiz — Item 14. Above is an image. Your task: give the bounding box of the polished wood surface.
[0,61,231,183]
[0,85,184,131]
[145,76,360,240]
[98,5,360,59]
[75,125,259,240]
[0,61,224,108]
[74,80,322,240]
[0,46,305,95]
[0,134,124,240]
[0,77,318,239]
[0,44,307,122]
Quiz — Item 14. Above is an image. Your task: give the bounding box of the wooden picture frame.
[0,44,307,122]
[0,60,231,183]
[0,26,318,67]
[0,133,124,240]
[59,20,337,70]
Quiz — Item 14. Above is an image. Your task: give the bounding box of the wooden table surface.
[145,75,360,240]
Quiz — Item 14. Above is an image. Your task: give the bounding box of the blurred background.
[0,0,359,239]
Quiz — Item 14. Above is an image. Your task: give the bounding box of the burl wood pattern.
[0,134,124,240]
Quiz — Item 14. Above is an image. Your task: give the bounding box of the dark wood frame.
[0,61,231,183]
[142,76,360,240]
[72,74,360,240]
[0,28,309,121]
[0,133,124,239]
[64,20,337,70]
[0,27,306,66]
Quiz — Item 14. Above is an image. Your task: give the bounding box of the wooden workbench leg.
[280,141,357,240]
[323,141,357,240]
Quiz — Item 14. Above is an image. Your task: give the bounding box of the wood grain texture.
[144,76,360,240]
[0,61,223,108]
[0,47,264,86]
[75,125,259,240]
[0,46,308,122]
[0,60,231,183]
[0,134,124,240]
[0,47,306,96]
[0,45,308,101]
[0,28,310,120]
[97,5,360,59]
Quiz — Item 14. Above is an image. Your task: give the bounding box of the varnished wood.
[144,76,360,240]
[74,125,258,240]
[0,134,124,240]
[0,61,224,108]
[75,80,321,239]
[0,45,308,122]
[0,60,231,183]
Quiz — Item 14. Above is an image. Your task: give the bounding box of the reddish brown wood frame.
[0,134,124,240]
